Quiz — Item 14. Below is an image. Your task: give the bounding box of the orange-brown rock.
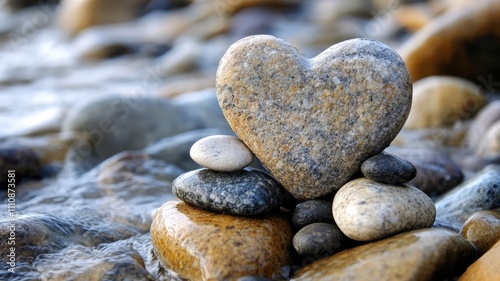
[460,209,500,255]
[151,201,292,281]
[459,239,500,281]
[399,0,500,82]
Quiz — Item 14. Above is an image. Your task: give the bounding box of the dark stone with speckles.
[361,151,416,184]
[435,165,500,229]
[292,223,344,258]
[172,168,285,215]
[292,200,334,228]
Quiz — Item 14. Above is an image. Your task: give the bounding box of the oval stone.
[292,200,335,228]
[190,135,254,172]
[172,168,285,216]
[361,151,416,184]
[460,209,500,255]
[332,178,436,241]
[293,223,344,258]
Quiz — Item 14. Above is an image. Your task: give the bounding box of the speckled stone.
[435,165,500,229]
[361,151,416,184]
[150,201,292,281]
[460,209,500,255]
[292,200,334,228]
[458,239,500,281]
[216,35,412,200]
[293,223,344,258]
[190,135,253,172]
[333,178,436,241]
[292,228,477,281]
[172,168,285,216]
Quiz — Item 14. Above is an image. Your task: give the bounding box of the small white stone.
[190,135,253,172]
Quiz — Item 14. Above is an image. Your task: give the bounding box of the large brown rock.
[216,35,412,200]
[459,239,500,281]
[150,201,292,281]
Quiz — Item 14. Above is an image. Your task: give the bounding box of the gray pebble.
[172,168,285,216]
[361,151,416,184]
[292,223,344,258]
[292,200,334,228]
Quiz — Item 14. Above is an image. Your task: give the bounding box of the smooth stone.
[404,76,486,129]
[477,121,500,156]
[399,0,500,82]
[292,200,334,228]
[435,165,500,228]
[458,240,500,281]
[293,223,344,258]
[292,228,477,281]
[216,35,412,200]
[190,135,253,172]
[150,201,293,280]
[0,145,41,185]
[460,209,500,255]
[172,168,285,216]
[236,276,273,281]
[468,101,500,150]
[333,178,436,241]
[360,151,416,184]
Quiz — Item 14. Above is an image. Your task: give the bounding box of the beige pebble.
[190,135,253,171]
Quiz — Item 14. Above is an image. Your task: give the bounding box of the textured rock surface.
[404,76,485,129]
[333,178,436,241]
[292,200,334,228]
[190,135,253,172]
[458,240,500,281]
[216,35,412,200]
[435,165,500,228]
[150,201,292,281]
[292,223,344,258]
[172,168,285,215]
[292,228,477,281]
[360,151,416,184]
[460,209,500,255]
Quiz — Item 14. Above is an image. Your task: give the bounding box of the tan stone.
[216,35,412,200]
[459,239,500,281]
[399,0,500,82]
[404,76,486,129]
[151,201,292,281]
[293,228,477,281]
[477,121,500,156]
[468,101,500,150]
[460,209,500,255]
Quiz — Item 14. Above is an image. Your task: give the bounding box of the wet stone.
[216,35,412,200]
[292,223,344,258]
[458,239,500,281]
[172,168,285,216]
[360,151,416,184]
[460,209,500,255]
[0,145,41,186]
[292,199,334,228]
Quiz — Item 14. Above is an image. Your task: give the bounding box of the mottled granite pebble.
[361,151,416,184]
[292,228,477,281]
[292,200,334,228]
[460,209,500,255]
[150,201,292,280]
[333,178,436,241]
[190,135,253,172]
[458,240,500,281]
[172,168,285,215]
[435,165,500,228]
[216,35,412,200]
[293,223,344,258]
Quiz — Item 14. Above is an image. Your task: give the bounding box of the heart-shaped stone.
[216,35,412,200]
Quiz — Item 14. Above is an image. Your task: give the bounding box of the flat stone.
[435,165,500,229]
[360,151,416,184]
[460,209,500,255]
[150,201,292,280]
[333,178,436,241]
[190,135,253,172]
[292,223,344,258]
[292,228,477,281]
[292,200,335,228]
[458,239,500,281]
[172,168,285,216]
[216,35,412,200]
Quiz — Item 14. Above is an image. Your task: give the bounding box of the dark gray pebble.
[172,168,285,216]
[0,145,41,186]
[292,200,334,228]
[361,151,416,184]
[292,223,344,258]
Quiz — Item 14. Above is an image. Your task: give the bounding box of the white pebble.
[190,135,253,172]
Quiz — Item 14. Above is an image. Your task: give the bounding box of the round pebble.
[361,151,416,184]
[460,209,500,255]
[292,200,335,228]
[172,168,285,216]
[293,223,344,258]
[190,135,253,172]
